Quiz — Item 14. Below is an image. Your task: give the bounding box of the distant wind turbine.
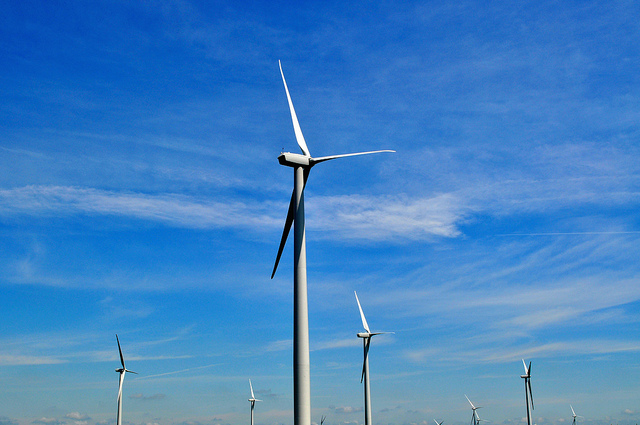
[521,359,534,425]
[466,395,483,425]
[320,416,326,425]
[271,61,394,425]
[355,291,393,425]
[249,379,262,425]
[115,334,137,425]
[434,419,444,425]
[571,405,583,425]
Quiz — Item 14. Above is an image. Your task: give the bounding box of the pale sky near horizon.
[2,1,640,425]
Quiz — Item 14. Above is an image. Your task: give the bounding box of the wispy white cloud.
[265,339,293,352]
[0,185,470,241]
[0,185,280,229]
[308,193,467,240]
[64,413,89,421]
[312,338,359,351]
[0,354,65,366]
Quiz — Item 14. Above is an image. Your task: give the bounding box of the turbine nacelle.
[357,332,384,338]
[278,152,311,167]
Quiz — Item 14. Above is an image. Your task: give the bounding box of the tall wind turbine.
[115,334,137,425]
[248,379,262,425]
[466,395,482,425]
[570,405,582,425]
[271,61,394,425]
[355,291,392,425]
[521,359,534,425]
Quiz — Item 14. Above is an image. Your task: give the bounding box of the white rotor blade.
[116,334,125,369]
[522,359,528,374]
[271,169,310,279]
[466,395,476,410]
[361,337,371,383]
[311,150,395,165]
[117,372,125,402]
[279,61,310,157]
[354,291,371,333]
[250,379,255,399]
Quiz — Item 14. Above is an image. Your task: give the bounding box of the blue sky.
[1,1,640,425]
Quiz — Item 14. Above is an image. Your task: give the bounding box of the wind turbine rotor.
[570,405,582,424]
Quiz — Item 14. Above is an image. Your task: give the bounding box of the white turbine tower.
[115,334,137,425]
[521,359,534,425]
[355,291,392,425]
[271,61,394,425]
[248,379,262,425]
[466,395,482,425]
[571,405,583,425]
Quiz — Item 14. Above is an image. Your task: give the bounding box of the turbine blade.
[116,334,125,369]
[528,380,534,410]
[279,61,310,157]
[361,337,371,383]
[117,372,125,402]
[354,291,371,333]
[528,361,532,375]
[311,150,395,165]
[466,395,475,409]
[522,359,528,374]
[271,169,309,279]
[125,369,137,374]
[250,379,255,399]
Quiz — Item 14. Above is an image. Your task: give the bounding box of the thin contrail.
[499,231,640,236]
[135,363,222,380]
